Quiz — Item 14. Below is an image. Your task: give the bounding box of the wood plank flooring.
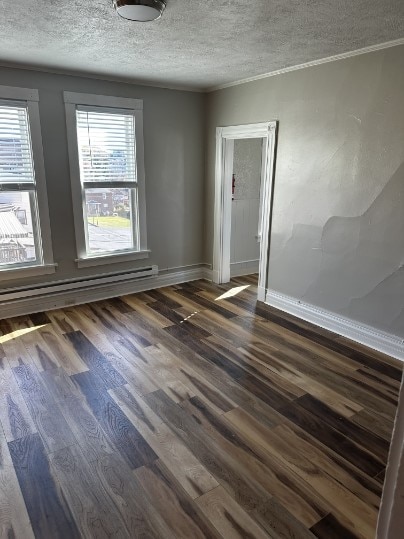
[0,274,402,539]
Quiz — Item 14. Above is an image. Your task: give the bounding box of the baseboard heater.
[0,265,158,304]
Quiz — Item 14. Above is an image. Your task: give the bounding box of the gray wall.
[231,138,261,267]
[0,67,205,288]
[206,45,404,338]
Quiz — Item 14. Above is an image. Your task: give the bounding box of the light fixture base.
[113,0,166,22]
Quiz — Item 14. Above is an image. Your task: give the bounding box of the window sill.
[0,263,57,282]
[76,250,150,268]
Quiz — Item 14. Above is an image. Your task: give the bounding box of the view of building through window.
[84,187,135,253]
[0,191,37,266]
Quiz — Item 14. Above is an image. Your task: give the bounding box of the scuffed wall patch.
[349,266,404,333]
[270,162,404,337]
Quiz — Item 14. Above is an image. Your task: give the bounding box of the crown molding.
[207,37,404,92]
[0,60,202,94]
[1,37,403,94]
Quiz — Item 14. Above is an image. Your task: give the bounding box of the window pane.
[84,188,136,254]
[77,108,136,183]
[0,191,38,266]
[0,102,36,184]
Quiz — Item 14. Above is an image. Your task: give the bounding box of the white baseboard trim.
[211,269,220,284]
[257,286,266,302]
[230,260,259,277]
[265,289,404,361]
[0,266,211,320]
[201,267,213,281]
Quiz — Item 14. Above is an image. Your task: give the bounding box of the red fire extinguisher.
[232,174,235,200]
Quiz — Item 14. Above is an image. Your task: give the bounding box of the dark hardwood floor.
[0,274,401,538]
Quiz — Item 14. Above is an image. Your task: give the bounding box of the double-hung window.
[0,86,54,280]
[64,92,148,268]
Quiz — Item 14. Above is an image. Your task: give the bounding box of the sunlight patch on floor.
[180,312,199,323]
[0,324,48,344]
[215,285,250,301]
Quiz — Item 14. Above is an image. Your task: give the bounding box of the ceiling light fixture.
[113,0,166,22]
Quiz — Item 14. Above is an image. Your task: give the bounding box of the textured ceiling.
[0,0,403,90]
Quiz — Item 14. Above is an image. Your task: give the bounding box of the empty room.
[0,1,403,538]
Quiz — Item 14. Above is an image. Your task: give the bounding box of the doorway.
[213,122,277,301]
[230,137,263,283]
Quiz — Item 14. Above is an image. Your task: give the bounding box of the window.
[64,92,148,267]
[0,86,54,279]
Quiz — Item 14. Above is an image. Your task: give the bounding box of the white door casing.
[213,121,278,301]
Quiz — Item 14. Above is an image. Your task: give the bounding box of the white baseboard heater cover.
[0,265,158,303]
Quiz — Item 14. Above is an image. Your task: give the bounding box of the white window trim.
[75,249,150,268]
[64,91,148,267]
[0,85,56,282]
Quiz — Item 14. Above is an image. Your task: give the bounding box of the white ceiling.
[0,0,403,90]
